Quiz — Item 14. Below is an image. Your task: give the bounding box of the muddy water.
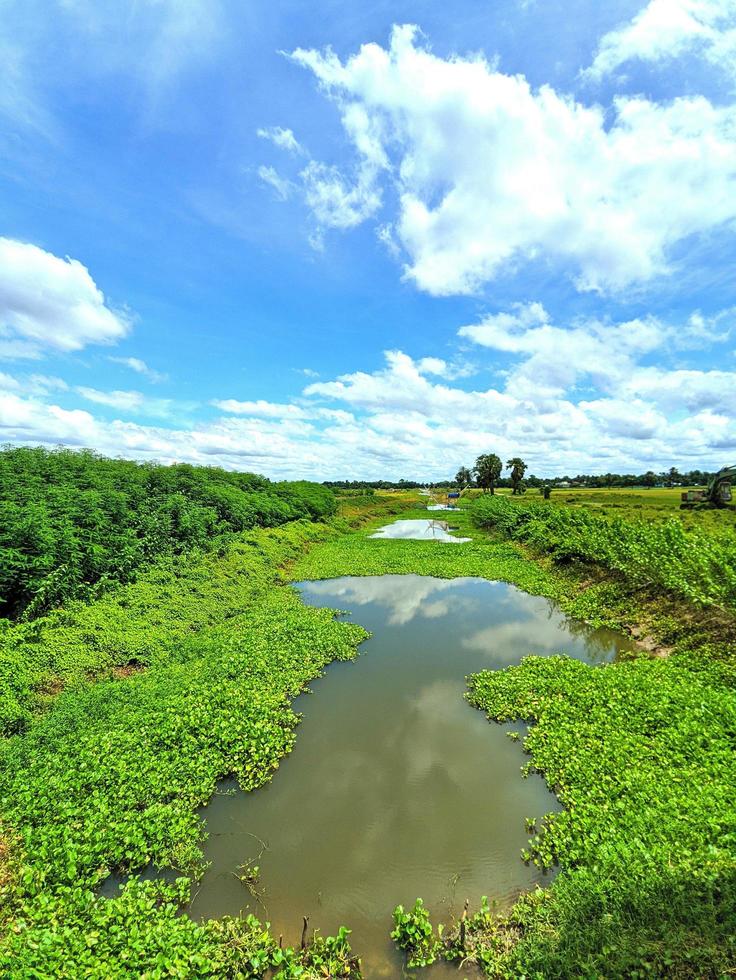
[190,576,633,977]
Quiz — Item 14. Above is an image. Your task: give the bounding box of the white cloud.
[212,398,308,419]
[0,335,733,478]
[257,126,304,154]
[76,387,145,412]
[286,24,736,295]
[27,374,69,395]
[257,165,294,201]
[108,356,166,383]
[459,302,666,395]
[300,160,382,229]
[75,385,190,420]
[586,0,736,81]
[621,367,736,413]
[0,238,130,357]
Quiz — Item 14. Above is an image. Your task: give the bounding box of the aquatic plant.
[391,898,442,967]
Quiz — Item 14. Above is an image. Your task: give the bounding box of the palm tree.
[455,466,473,489]
[474,453,502,494]
[506,457,528,495]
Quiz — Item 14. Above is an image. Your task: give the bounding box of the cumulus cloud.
[0,330,733,477]
[459,302,666,395]
[586,0,736,81]
[0,238,130,357]
[284,24,736,295]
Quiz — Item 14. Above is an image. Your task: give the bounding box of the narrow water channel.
[189,575,633,977]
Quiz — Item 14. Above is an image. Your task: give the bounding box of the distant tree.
[506,457,528,495]
[665,466,680,487]
[643,471,657,488]
[455,466,473,489]
[474,453,503,494]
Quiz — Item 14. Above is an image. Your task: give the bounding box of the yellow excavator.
[680,465,735,509]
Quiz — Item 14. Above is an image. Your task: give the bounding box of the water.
[369,519,470,542]
[189,575,633,976]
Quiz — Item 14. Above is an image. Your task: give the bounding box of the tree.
[506,457,527,495]
[665,466,680,487]
[474,453,502,494]
[455,466,472,489]
[643,471,657,488]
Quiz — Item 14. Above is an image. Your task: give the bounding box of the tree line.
[0,446,336,621]
[453,461,718,493]
[455,455,528,494]
[325,467,718,494]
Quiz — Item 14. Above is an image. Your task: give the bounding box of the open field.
[460,485,736,531]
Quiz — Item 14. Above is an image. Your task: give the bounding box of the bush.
[0,447,336,620]
[470,494,736,610]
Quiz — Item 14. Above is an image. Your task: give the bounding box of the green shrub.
[0,447,335,621]
[471,494,736,610]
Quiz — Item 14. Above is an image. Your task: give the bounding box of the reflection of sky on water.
[302,574,483,626]
[185,575,629,977]
[299,575,631,665]
[369,519,470,542]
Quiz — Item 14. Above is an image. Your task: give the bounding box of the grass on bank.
[1,488,735,977]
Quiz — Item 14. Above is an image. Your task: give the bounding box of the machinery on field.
[680,465,735,509]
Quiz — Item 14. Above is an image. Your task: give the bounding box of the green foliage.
[506,457,527,495]
[0,520,365,977]
[0,521,341,735]
[391,898,441,968]
[2,487,735,977]
[1,877,361,978]
[455,465,473,489]
[474,453,503,493]
[471,493,736,610]
[0,446,335,621]
[465,654,736,976]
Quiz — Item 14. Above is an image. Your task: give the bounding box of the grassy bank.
[0,493,414,978]
[470,493,736,611]
[2,489,734,977]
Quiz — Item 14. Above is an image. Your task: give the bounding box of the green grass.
[1,489,735,977]
[0,492,421,978]
[509,485,736,532]
[0,519,374,978]
[469,493,736,612]
[461,654,736,977]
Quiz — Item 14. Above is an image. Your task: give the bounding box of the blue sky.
[1,0,735,479]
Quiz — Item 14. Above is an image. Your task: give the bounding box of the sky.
[1,0,735,481]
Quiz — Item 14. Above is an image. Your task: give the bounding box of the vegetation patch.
[0,518,374,976]
[0,446,336,622]
[2,483,735,977]
[470,493,736,611]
